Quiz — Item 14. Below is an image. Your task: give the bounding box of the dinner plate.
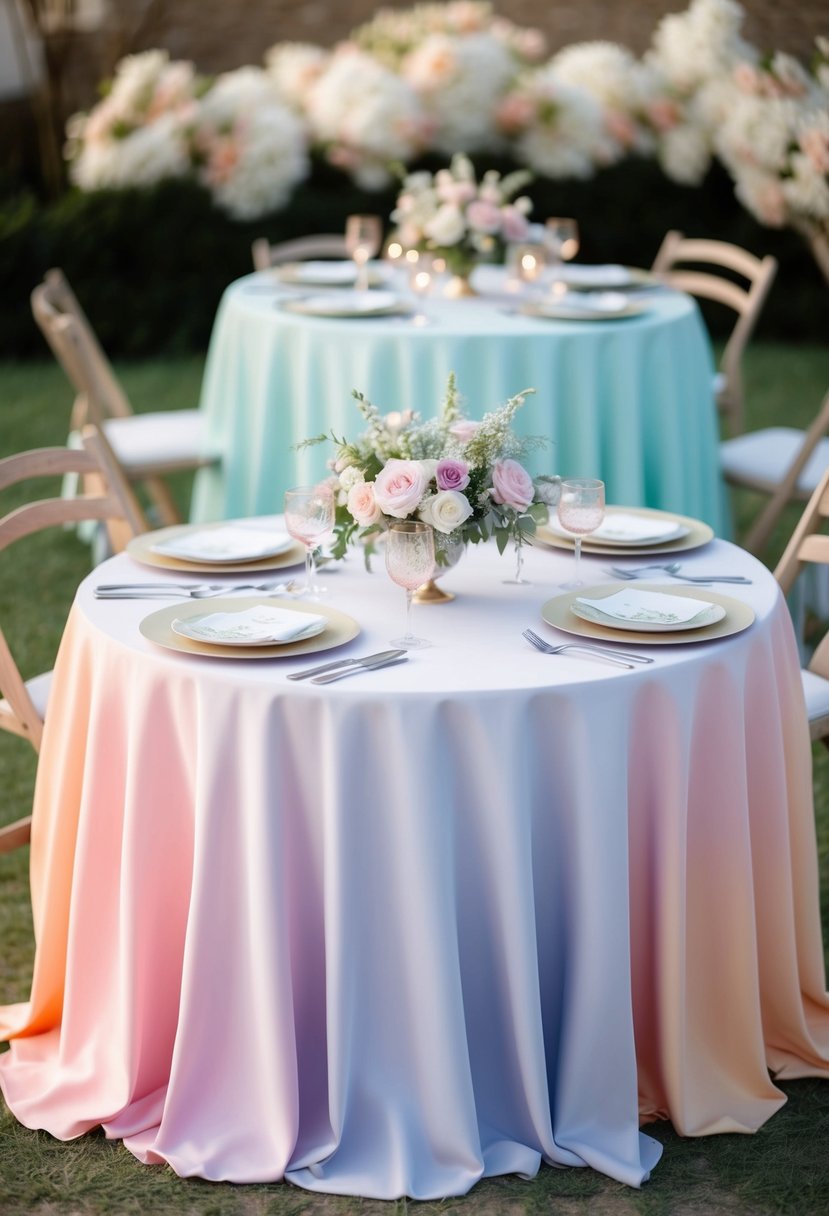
[171,604,327,647]
[281,290,410,318]
[544,511,688,547]
[151,525,294,564]
[570,587,726,633]
[276,261,384,288]
[541,584,755,646]
[552,265,656,291]
[128,524,305,574]
[534,507,714,557]
[521,295,648,322]
[140,597,360,659]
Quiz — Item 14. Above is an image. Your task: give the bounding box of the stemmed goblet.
[283,483,335,600]
[543,217,579,292]
[556,478,605,588]
[385,521,435,648]
[345,214,382,292]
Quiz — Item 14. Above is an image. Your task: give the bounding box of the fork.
[606,564,751,585]
[94,580,299,599]
[522,628,650,669]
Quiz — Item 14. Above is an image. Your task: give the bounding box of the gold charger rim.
[541,583,755,646]
[139,596,360,659]
[280,292,411,319]
[521,299,648,322]
[534,506,714,557]
[127,525,306,574]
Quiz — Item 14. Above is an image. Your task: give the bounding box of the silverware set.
[288,649,409,683]
[605,562,752,585]
[522,628,652,670]
[94,581,300,599]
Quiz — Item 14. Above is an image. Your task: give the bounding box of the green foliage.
[0,158,825,360]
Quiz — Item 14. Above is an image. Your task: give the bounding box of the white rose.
[339,466,364,493]
[424,203,466,246]
[420,489,473,534]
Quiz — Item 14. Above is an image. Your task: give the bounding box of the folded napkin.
[176,605,326,644]
[556,264,632,287]
[152,526,291,562]
[576,588,714,625]
[592,512,683,543]
[556,291,630,313]
[286,260,358,283]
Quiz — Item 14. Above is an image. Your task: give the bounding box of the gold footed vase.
[442,270,478,299]
[413,534,465,604]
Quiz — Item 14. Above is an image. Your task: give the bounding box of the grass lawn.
[1,346,829,1215]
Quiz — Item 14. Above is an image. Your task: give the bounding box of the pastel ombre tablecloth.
[190,267,728,534]
[2,537,828,1198]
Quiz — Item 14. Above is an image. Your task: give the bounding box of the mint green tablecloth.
[191,268,729,534]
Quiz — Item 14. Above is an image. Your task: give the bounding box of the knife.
[311,655,409,684]
[287,649,406,681]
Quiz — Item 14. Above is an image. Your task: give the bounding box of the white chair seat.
[103,411,216,475]
[721,428,829,496]
[0,670,52,725]
[801,668,829,725]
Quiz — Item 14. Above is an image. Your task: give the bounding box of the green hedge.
[1,156,825,360]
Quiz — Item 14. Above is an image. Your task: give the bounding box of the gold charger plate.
[556,266,656,292]
[535,506,714,557]
[281,291,411,319]
[127,525,306,574]
[541,583,755,646]
[139,596,360,660]
[521,299,648,322]
[276,262,385,288]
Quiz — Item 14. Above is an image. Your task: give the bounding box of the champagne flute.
[543,217,580,292]
[345,214,382,292]
[556,478,605,589]
[283,483,335,599]
[385,521,435,648]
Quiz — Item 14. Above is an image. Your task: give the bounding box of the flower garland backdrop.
[63,0,829,281]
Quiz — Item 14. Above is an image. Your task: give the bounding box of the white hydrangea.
[647,0,755,95]
[69,111,191,190]
[265,42,329,113]
[505,71,605,179]
[733,166,788,227]
[195,68,308,219]
[782,152,829,221]
[402,32,517,154]
[715,94,801,176]
[307,48,426,186]
[657,122,713,185]
[548,42,657,159]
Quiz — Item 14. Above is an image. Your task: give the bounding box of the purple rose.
[490,459,535,512]
[436,457,470,492]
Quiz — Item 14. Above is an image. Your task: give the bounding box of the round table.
[2,535,826,1199]
[191,267,728,533]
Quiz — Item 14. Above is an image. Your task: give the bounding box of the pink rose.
[373,459,428,518]
[436,458,470,492]
[448,420,481,444]
[466,199,503,234]
[347,481,381,527]
[490,459,535,512]
[500,205,530,243]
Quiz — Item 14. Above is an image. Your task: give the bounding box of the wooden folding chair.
[652,230,777,436]
[252,234,349,272]
[31,269,218,525]
[721,388,829,556]
[0,426,146,853]
[774,465,829,745]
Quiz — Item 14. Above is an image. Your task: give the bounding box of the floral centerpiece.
[303,375,559,567]
[390,152,533,287]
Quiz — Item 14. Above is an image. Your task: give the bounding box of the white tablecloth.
[2,535,828,1198]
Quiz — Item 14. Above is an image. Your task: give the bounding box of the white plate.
[552,265,654,290]
[546,511,689,546]
[151,525,294,563]
[277,261,384,287]
[522,295,648,321]
[571,588,725,633]
[171,604,326,647]
[282,290,408,318]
